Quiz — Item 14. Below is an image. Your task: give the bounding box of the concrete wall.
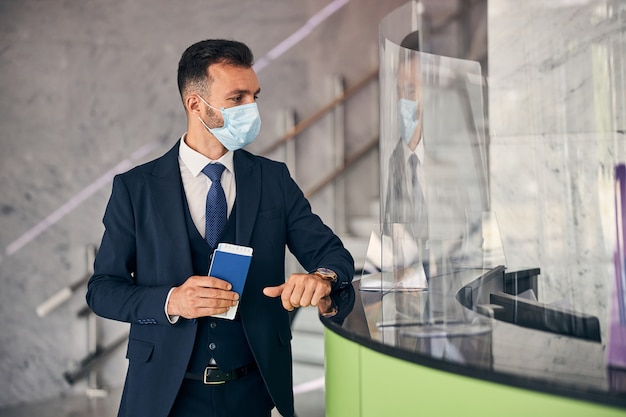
[489,0,626,342]
[0,0,412,407]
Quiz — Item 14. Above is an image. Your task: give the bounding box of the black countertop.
[320,267,626,409]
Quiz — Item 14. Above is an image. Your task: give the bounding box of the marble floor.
[0,306,326,417]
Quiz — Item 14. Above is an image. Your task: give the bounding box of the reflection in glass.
[369,1,498,339]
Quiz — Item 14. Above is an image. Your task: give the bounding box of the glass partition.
[488,0,626,387]
[360,1,501,340]
[360,0,626,390]
[328,1,626,406]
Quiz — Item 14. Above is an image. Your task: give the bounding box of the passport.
[208,243,253,320]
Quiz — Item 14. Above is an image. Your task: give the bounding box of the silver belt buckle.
[203,365,225,385]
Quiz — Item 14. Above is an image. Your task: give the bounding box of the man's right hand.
[167,275,239,319]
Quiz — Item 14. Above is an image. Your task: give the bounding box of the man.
[86,39,354,417]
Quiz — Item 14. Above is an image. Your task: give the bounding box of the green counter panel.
[324,329,626,417]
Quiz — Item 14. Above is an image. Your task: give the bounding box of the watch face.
[315,268,337,282]
[317,268,335,276]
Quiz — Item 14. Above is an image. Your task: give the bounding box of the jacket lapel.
[233,150,261,246]
[144,141,194,282]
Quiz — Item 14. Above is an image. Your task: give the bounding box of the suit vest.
[182,196,255,373]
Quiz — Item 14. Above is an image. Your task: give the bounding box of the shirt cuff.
[165,287,180,324]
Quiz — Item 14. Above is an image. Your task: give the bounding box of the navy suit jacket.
[86,141,354,417]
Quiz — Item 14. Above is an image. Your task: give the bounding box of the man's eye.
[254,95,259,100]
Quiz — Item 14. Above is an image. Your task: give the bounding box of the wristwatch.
[312,267,338,285]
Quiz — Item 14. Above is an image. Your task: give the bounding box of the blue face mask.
[198,96,261,151]
[398,98,419,145]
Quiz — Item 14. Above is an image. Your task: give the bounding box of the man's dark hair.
[177,39,254,100]
[400,31,420,51]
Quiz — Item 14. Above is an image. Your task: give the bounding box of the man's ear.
[185,94,202,115]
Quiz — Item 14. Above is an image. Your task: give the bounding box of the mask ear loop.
[197,95,223,112]
[197,95,227,130]
[198,115,212,131]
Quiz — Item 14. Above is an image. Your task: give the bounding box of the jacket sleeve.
[86,174,172,325]
[280,164,355,290]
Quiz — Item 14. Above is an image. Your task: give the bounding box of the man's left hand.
[263,273,332,311]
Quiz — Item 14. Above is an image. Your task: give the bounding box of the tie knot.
[202,163,226,182]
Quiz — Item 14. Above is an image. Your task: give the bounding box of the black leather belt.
[184,363,257,385]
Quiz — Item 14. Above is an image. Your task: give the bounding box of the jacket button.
[208,343,216,350]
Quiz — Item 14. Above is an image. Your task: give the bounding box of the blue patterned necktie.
[202,163,227,248]
[409,153,428,237]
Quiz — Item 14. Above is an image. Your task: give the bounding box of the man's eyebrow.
[226,88,261,96]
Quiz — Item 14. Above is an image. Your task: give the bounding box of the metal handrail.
[259,68,379,157]
[304,135,378,199]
